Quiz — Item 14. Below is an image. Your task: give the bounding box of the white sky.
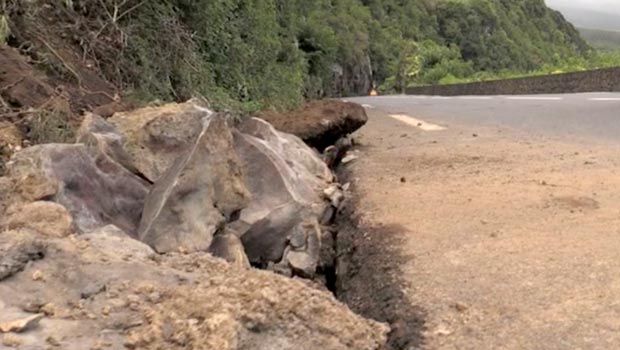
[546,0,620,14]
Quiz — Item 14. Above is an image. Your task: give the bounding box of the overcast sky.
[546,0,620,14]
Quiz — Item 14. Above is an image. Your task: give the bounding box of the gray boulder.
[209,230,250,268]
[5,144,149,236]
[108,100,208,182]
[238,117,333,190]
[138,113,250,253]
[76,112,142,177]
[232,118,334,275]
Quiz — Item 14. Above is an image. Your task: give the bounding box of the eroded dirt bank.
[338,108,620,349]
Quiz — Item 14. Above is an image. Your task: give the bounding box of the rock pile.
[0,99,382,349]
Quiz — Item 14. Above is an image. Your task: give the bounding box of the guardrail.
[405,67,620,96]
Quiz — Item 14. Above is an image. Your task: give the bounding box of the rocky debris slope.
[259,99,368,152]
[0,99,381,348]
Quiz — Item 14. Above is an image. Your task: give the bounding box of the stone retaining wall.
[405,67,620,96]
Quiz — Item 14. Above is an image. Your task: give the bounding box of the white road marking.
[431,96,453,99]
[361,104,375,109]
[588,97,620,101]
[504,96,563,101]
[456,96,493,100]
[389,114,446,131]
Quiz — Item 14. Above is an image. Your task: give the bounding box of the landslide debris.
[0,99,387,349]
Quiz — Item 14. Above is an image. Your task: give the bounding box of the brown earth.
[260,99,367,151]
[339,108,620,349]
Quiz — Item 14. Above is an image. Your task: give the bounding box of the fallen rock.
[281,218,322,278]
[238,117,334,189]
[0,313,44,333]
[231,118,339,275]
[5,144,149,236]
[138,114,250,253]
[259,100,368,151]
[341,153,359,164]
[208,231,250,268]
[231,129,325,268]
[6,201,73,237]
[323,137,353,168]
[77,112,141,177]
[81,225,155,262]
[108,100,208,182]
[0,236,46,281]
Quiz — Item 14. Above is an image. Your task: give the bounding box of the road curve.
[349,93,620,142]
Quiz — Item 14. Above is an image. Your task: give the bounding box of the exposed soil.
[336,174,428,349]
[259,99,368,151]
[339,108,620,349]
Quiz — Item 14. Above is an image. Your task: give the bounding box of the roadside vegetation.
[1,0,619,111]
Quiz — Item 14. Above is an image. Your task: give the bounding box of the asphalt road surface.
[342,93,620,349]
[349,92,620,142]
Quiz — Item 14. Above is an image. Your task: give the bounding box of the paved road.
[349,93,620,141]
[341,94,620,349]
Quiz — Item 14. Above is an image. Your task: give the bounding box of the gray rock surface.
[5,144,149,236]
[232,118,335,275]
[77,112,141,177]
[208,231,250,268]
[108,100,208,182]
[138,114,250,253]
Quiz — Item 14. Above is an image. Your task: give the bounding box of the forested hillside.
[1,0,591,109]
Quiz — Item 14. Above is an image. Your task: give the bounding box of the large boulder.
[208,230,251,269]
[231,118,334,275]
[238,117,333,191]
[4,143,149,236]
[138,113,250,253]
[108,100,208,182]
[76,112,141,177]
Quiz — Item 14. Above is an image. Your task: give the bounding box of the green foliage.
[10,0,602,110]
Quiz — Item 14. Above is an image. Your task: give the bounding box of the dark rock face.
[138,114,250,253]
[232,118,336,275]
[259,100,368,152]
[5,144,149,236]
[208,231,250,268]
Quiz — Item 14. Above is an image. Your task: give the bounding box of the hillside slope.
[0,0,589,108]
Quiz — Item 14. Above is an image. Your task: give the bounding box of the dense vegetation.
[2,0,613,110]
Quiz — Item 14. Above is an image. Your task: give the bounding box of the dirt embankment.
[260,100,368,152]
